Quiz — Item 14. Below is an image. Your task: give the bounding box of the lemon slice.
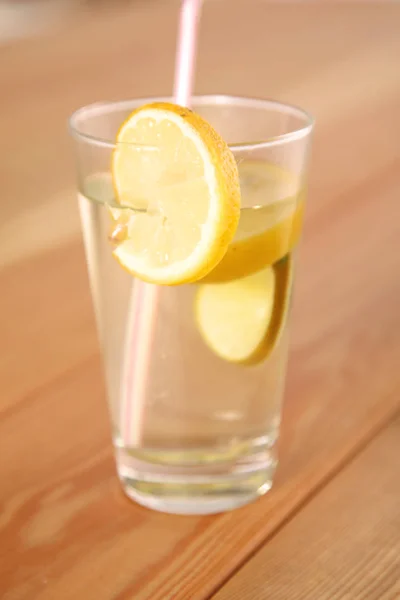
[201,161,303,283]
[111,102,240,285]
[195,258,292,365]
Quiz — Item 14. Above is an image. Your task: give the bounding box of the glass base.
[115,441,277,515]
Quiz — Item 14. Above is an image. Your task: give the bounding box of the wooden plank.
[213,417,400,600]
[1,2,400,599]
[0,243,96,413]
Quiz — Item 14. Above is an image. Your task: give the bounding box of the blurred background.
[1,0,398,271]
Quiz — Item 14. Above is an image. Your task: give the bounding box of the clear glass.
[69,96,313,514]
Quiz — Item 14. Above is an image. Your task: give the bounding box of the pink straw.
[174,0,203,104]
[121,0,203,447]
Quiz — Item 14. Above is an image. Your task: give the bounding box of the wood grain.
[1,2,400,599]
[213,417,400,600]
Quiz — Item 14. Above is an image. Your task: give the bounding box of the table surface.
[1,1,400,599]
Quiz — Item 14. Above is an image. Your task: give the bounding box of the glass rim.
[69,94,314,151]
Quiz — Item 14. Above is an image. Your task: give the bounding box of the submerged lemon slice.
[111,102,240,285]
[196,258,293,365]
[201,161,303,283]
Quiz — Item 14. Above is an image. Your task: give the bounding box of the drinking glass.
[69,96,313,514]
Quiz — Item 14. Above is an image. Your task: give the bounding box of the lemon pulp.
[111,102,240,285]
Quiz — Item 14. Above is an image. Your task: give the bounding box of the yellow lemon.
[111,102,240,285]
[195,257,292,365]
[201,161,303,283]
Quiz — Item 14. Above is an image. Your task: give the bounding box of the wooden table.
[1,1,399,598]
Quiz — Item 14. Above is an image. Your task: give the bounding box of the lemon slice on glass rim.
[111,102,241,285]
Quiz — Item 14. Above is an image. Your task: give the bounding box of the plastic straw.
[121,0,203,447]
[174,0,203,104]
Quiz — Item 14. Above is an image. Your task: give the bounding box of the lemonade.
[78,159,302,511]
[71,96,313,514]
